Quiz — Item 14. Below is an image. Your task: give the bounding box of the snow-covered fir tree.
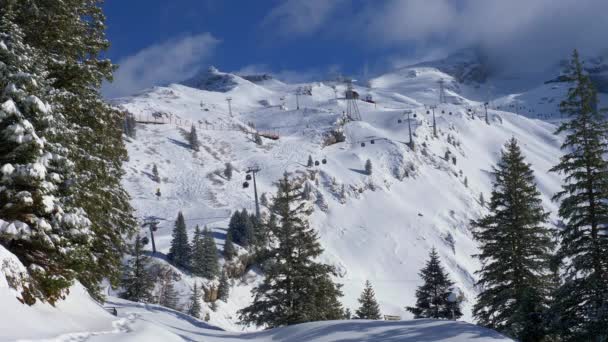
[238,174,343,328]
[355,280,381,319]
[120,236,154,303]
[549,50,608,341]
[187,283,202,319]
[406,248,462,320]
[0,6,92,305]
[188,125,200,151]
[307,155,313,167]
[9,0,137,300]
[471,138,553,340]
[168,211,191,269]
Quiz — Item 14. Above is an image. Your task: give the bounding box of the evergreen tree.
[355,280,381,319]
[187,283,201,319]
[224,162,233,180]
[365,159,372,175]
[168,212,191,269]
[549,50,608,341]
[120,236,154,303]
[223,231,236,261]
[228,209,253,247]
[0,5,92,304]
[307,155,314,167]
[201,226,220,279]
[157,270,179,310]
[152,163,160,183]
[218,270,230,302]
[9,0,137,301]
[238,174,343,328]
[471,138,553,340]
[189,125,200,151]
[406,248,462,320]
[344,308,352,319]
[123,113,136,138]
[190,225,205,276]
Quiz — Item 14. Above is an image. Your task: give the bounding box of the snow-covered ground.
[1,54,576,340]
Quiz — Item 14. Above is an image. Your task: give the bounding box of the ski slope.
[113,65,564,331]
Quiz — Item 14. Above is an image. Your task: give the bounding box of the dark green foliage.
[218,270,230,302]
[0,4,93,305]
[201,226,220,279]
[406,248,462,320]
[168,212,191,269]
[120,236,154,303]
[365,159,372,175]
[355,280,381,319]
[7,0,137,301]
[344,308,352,319]
[187,283,201,319]
[549,50,608,341]
[189,125,200,151]
[238,174,343,328]
[223,231,236,261]
[190,225,205,276]
[227,209,254,247]
[471,138,553,340]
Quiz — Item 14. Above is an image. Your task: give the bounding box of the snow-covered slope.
[0,245,512,341]
[113,63,564,332]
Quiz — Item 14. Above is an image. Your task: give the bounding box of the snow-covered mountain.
[1,52,578,340]
[112,60,565,332]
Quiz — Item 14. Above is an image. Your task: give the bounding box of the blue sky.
[102,0,608,98]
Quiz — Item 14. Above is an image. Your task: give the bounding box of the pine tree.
[223,231,236,261]
[168,212,191,269]
[187,283,201,319]
[201,226,220,279]
[406,248,462,320]
[123,113,136,138]
[9,0,137,301]
[549,50,608,341]
[228,209,253,247]
[218,270,230,302]
[238,174,343,328]
[189,125,200,151]
[152,164,160,183]
[0,5,92,304]
[190,225,205,276]
[471,138,553,340]
[16,0,137,299]
[157,270,179,310]
[224,162,233,180]
[355,280,381,319]
[307,155,314,167]
[120,236,154,303]
[365,159,372,175]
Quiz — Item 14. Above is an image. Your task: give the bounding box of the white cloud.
[235,64,342,84]
[261,0,344,37]
[103,33,220,98]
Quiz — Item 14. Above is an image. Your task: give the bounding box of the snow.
[114,62,564,331]
[0,51,573,340]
